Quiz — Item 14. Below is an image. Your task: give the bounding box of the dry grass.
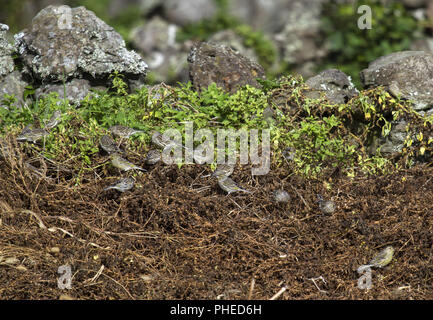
[0,135,432,299]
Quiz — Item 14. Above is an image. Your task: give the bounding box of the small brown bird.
[151,130,185,150]
[109,125,144,139]
[212,163,234,177]
[144,149,161,165]
[202,163,235,178]
[44,110,62,130]
[317,194,335,214]
[21,124,33,134]
[103,177,135,192]
[151,130,174,149]
[213,171,251,195]
[17,128,49,143]
[99,135,122,154]
[368,246,394,268]
[110,153,145,172]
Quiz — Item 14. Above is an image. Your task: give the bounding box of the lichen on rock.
[14,5,148,83]
[187,42,266,94]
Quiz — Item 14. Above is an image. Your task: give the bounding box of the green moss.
[3,72,431,181]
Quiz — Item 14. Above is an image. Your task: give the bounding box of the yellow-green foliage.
[1,73,431,181]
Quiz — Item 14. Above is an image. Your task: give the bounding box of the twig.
[190,169,208,187]
[193,186,211,193]
[247,278,255,300]
[309,276,327,293]
[47,226,109,249]
[269,286,287,300]
[89,265,105,283]
[289,185,311,210]
[229,198,242,209]
[22,210,47,229]
[100,273,135,300]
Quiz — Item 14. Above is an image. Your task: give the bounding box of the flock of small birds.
[6,112,338,208]
[2,111,397,272]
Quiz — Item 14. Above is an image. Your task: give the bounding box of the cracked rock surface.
[14,5,148,83]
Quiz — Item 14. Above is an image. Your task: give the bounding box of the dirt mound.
[0,144,432,299]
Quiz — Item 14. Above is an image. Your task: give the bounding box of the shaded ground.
[0,139,432,299]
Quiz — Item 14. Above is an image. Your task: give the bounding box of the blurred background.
[1,0,432,86]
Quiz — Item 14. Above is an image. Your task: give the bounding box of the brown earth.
[0,138,432,300]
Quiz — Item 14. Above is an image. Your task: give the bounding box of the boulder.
[369,120,408,157]
[360,51,433,111]
[0,24,30,109]
[187,42,266,93]
[14,5,147,83]
[272,0,327,77]
[129,16,189,83]
[0,71,30,108]
[34,79,105,105]
[305,69,359,104]
[162,0,217,26]
[410,38,433,52]
[0,24,14,78]
[228,0,326,34]
[208,30,259,64]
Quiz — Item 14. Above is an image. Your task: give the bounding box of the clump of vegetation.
[2,72,431,181]
[320,0,422,86]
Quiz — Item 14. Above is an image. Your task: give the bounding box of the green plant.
[320,0,422,87]
[2,72,431,182]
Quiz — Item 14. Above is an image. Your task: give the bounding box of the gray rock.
[130,16,189,84]
[273,189,290,203]
[0,24,14,77]
[272,0,327,78]
[34,78,105,105]
[428,1,433,20]
[226,0,329,78]
[369,119,408,156]
[317,194,335,214]
[187,42,266,94]
[0,71,30,108]
[228,0,280,32]
[139,0,164,16]
[360,51,433,111]
[402,0,430,8]
[305,69,359,104]
[228,0,326,34]
[14,5,147,83]
[208,29,259,64]
[130,17,178,55]
[162,0,217,26]
[410,38,433,52]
